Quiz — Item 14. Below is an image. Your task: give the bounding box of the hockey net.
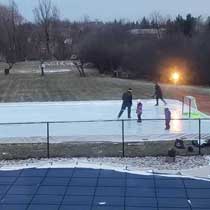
[182,96,198,118]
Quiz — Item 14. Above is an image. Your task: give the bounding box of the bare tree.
[0,1,23,74]
[33,0,59,57]
[150,11,165,39]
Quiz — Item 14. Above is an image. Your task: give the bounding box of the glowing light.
[171,72,180,84]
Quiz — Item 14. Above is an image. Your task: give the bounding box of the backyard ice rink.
[0,99,209,143]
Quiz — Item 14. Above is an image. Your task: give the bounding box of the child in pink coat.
[136,100,143,123]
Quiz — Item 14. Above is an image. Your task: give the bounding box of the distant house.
[70,54,78,60]
[113,67,131,78]
[129,28,166,39]
[64,38,73,45]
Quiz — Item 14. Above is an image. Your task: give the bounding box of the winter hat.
[128,88,132,92]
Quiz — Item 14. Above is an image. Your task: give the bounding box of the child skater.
[164,107,171,130]
[136,100,143,123]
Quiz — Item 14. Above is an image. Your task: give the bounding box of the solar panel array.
[0,168,209,210]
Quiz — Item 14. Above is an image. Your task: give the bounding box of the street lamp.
[171,72,180,85]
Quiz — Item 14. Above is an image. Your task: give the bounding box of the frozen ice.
[0,99,209,143]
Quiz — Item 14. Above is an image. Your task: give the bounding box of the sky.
[0,0,210,22]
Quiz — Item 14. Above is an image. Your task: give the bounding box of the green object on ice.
[183,112,202,119]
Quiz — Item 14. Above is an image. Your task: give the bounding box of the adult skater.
[118,88,133,119]
[153,82,167,106]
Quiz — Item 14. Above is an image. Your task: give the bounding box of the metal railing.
[0,118,209,159]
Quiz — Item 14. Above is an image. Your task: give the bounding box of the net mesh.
[182,96,199,118]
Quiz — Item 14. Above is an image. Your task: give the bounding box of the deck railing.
[0,118,209,159]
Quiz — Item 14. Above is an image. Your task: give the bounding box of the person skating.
[40,61,45,76]
[118,88,133,119]
[164,107,171,130]
[136,100,142,123]
[153,82,167,106]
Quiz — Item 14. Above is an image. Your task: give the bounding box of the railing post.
[189,99,191,119]
[198,119,201,155]
[182,96,184,114]
[47,122,50,158]
[122,120,125,157]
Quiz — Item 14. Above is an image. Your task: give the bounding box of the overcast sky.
[0,0,210,22]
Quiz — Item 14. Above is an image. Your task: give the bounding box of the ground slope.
[0,70,209,114]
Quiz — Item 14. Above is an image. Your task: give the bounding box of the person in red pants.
[153,83,167,106]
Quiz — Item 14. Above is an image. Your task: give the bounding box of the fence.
[0,118,210,159]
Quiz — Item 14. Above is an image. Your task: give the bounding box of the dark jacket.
[154,84,163,98]
[122,91,132,106]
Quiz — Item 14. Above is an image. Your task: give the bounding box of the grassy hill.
[0,64,210,114]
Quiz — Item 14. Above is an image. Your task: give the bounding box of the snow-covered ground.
[0,156,209,179]
[16,68,72,73]
[0,99,209,143]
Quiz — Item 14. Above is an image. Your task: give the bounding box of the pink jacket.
[136,102,142,114]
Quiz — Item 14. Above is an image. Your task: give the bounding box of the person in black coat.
[118,88,133,119]
[153,83,167,106]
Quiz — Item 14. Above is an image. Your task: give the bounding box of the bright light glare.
[171,72,180,84]
[171,111,182,132]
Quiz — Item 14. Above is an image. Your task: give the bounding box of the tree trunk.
[79,65,86,77]
[4,63,14,75]
[45,27,50,56]
[74,62,86,77]
[4,68,10,75]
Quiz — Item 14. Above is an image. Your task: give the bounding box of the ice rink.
[0,99,209,143]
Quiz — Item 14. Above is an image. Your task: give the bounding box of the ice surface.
[0,99,209,143]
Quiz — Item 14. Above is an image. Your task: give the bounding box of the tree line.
[0,0,210,84]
